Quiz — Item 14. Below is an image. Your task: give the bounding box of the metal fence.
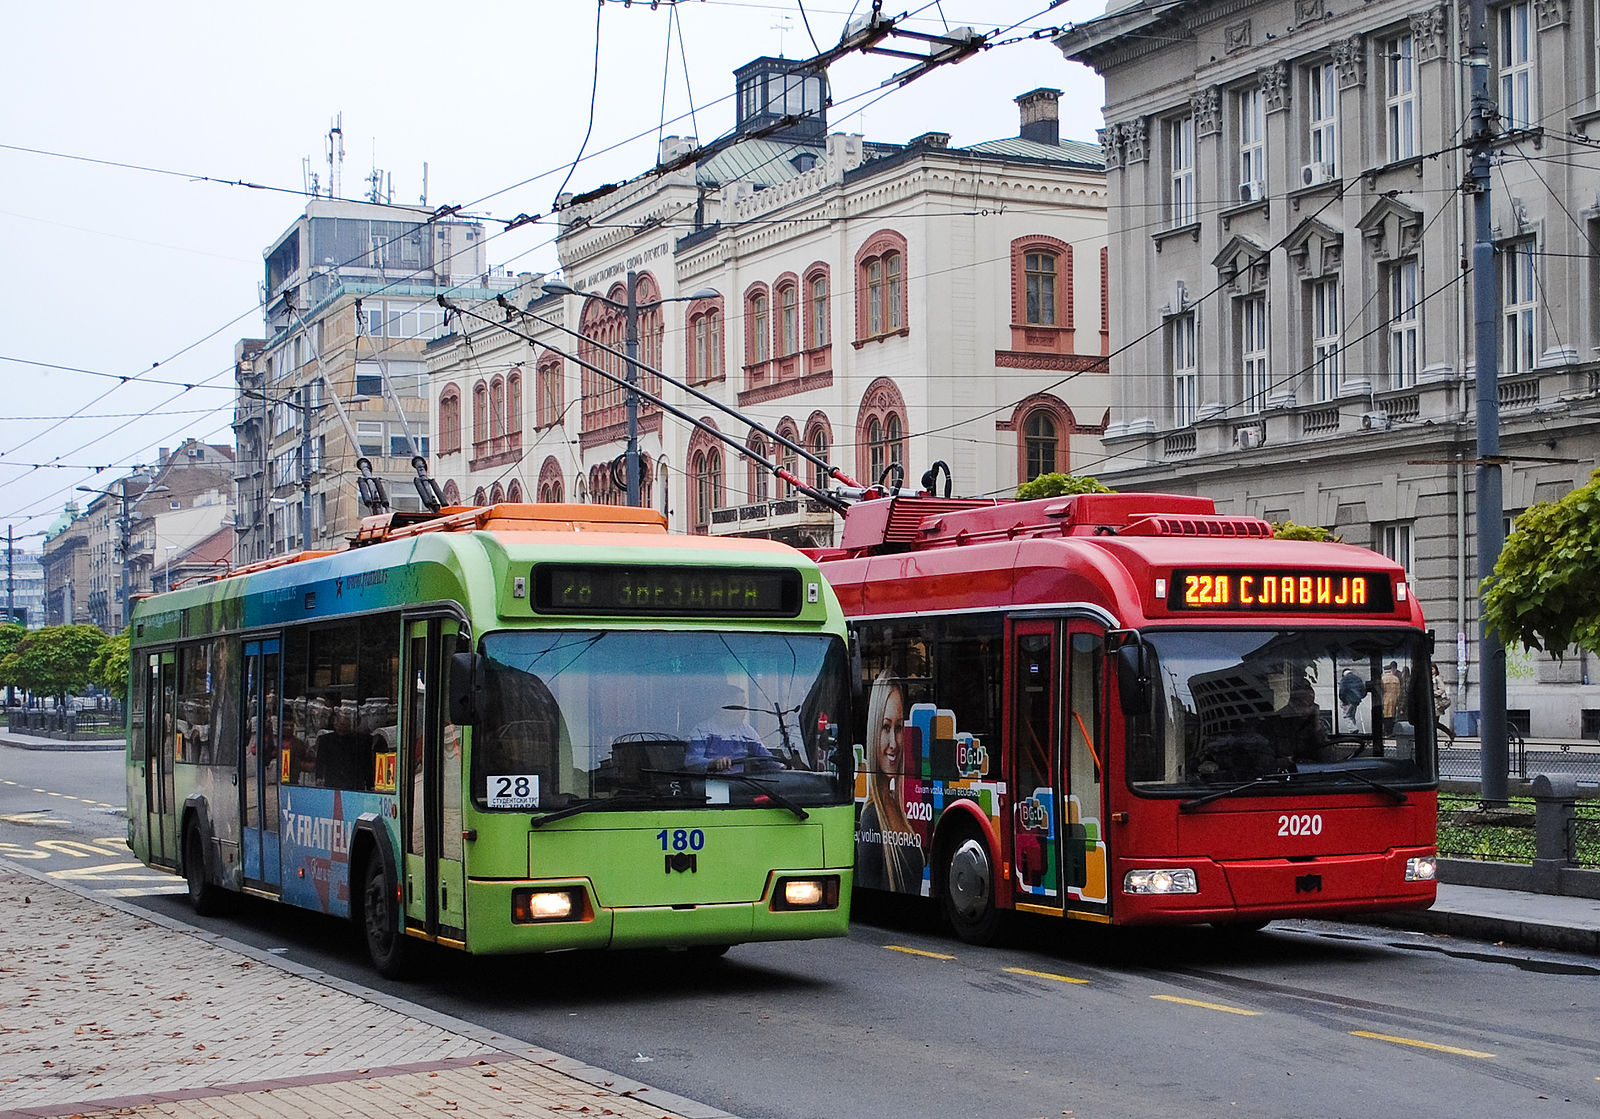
[1438,787,1600,868]
[1437,735,1600,782]
[6,708,124,741]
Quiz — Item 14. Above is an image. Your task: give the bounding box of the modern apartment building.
[1057,0,1600,737]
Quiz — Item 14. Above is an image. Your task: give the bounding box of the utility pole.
[299,384,314,550]
[624,270,641,507]
[1467,0,1509,804]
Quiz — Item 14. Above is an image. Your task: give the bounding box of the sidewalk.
[0,727,122,752]
[0,861,732,1119]
[1359,880,1600,955]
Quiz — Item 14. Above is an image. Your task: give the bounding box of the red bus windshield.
[1127,629,1436,795]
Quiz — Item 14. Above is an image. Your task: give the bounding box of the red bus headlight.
[1405,857,1437,882]
[1123,868,1198,895]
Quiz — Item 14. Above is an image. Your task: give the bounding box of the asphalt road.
[6,741,1599,1118]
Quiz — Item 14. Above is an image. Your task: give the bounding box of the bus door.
[1009,620,1109,916]
[146,650,178,866]
[1010,620,1062,909]
[240,638,282,887]
[400,617,466,943]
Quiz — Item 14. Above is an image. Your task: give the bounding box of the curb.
[1,857,739,1119]
[1350,907,1600,955]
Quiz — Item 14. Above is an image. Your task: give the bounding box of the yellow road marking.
[885,944,956,960]
[1151,994,1260,1016]
[1005,966,1089,985]
[1351,1031,1494,1059]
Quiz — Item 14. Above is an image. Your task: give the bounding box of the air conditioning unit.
[1238,427,1266,450]
[1301,162,1335,187]
[1239,179,1266,203]
[1361,410,1393,430]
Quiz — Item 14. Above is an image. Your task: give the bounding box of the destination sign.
[532,564,801,617]
[1168,569,1395,613]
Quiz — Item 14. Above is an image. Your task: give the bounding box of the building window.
[1171,312,1197,427]
[438,384,462,454]
[472,381,488,447]
[777,423,800,497]
[686,298,725,384]
[749,435,769,502]
[1307,61,1338,176]
[1498,2,1536,130]
[806,271,830,348]
[506,369,523,441]
[1023,412,1058,481]
[1025,252,1059,325]
[746,287,770,364]
[1386,34,1418,162]
[1378,521,1414,571]
[1309,276,1342,401]
[855,231,909,342]
[1387,259,1421,388]
[488,375,506,441]
[1240,295,1270,413]
[536,355,563,428]
[692,448,722,533]
[807,422,830,489]
[1239,85,1266,199]
[776,280,799,357]
[1502,238,1538,372]
[1170,114,1195,225]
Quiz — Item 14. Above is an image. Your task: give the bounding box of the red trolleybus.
[813,491,1438,942]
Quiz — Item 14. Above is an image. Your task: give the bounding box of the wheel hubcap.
[946,838,991,920]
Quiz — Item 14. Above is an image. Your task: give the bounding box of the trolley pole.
[1466,0,1509,804]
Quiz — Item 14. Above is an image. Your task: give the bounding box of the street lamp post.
[540,275,718,507]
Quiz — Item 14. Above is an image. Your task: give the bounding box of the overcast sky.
[0,0,1108,544]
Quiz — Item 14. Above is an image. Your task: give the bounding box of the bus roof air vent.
[1117,514,1275,538]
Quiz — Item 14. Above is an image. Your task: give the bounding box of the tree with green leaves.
[0,625,108,704]
[1271,520,1342,542]
[1480,469,1600,656]
[1015,473,1112,501]
[91,632,130,699]
[0,622,25,704]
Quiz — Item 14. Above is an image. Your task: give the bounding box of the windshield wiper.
[1322,767,1409,803]
[529,794,701,828]
[1180,772,1296,812]
[648,768,811,820]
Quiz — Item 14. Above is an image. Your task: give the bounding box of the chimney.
[1015,88,1061,145]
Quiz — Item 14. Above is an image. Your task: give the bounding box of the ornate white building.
[428,58,1111,548]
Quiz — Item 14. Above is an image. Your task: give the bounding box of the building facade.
[429,59,1112,547]
[1057,0,1600,737]
[233,199,511,563]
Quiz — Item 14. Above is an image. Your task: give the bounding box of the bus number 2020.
[657,828,706,852]
[1278,813,1323,837]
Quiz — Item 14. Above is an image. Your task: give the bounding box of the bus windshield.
[472,630,851,812]
[1127,629,1436,795]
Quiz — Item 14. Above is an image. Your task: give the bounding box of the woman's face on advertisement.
[874,687,906,773]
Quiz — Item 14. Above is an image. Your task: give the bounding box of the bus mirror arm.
[449,652,484,726]
[1116,643,1148,718]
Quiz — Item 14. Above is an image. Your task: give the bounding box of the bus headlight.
[1405,856,1437,882]
[770,876,840,911]
[512,887,585,923]
[1123,868,1198,895]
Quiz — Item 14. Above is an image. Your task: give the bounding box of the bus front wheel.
[940,827,1000,945]
[183,823,225,917]
[360,858,414,979]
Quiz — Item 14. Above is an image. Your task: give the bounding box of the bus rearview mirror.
[449,652,484,726]
[1116,644,1147,717]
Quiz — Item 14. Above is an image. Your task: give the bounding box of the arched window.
[442,479,461,505]
[804,266,830,350]
[438,383,462,455]
[538,456,564,504]
[1024,411,1057,480]
[777,420,800,497]
[473,486,488,507]
[855,231,909,342]
[745,284,770,366]
[776,279,799,357]
[806,414,831,489]
[854,379,908,484]
[472,381,489,448]
[506,478,524,502]
[489,376,506,441]
[506,368,523,442]
[686,296,725,384]
[749,435,769,502]
[576,272,663,433]
[691,448,723,534]
[536,354,563,428]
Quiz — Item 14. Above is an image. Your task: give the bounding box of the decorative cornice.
[994,351,1107,372]
[736,369,834,409]
[1121,117,1148,164]
[1412,5,1450,64]
[1260,61,1290,114]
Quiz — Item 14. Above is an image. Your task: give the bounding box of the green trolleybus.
[126,503,853,975]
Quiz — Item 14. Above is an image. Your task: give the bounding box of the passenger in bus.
[686,684,777,772]
[1271,681,1331,764]
[1338,668,1368,730]
[855,672,925,892]
[1380,662,1403,732]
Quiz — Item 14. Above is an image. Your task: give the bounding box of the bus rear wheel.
[183,824,225,917]
[360,858,414,979]
[940,827,1000,945]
